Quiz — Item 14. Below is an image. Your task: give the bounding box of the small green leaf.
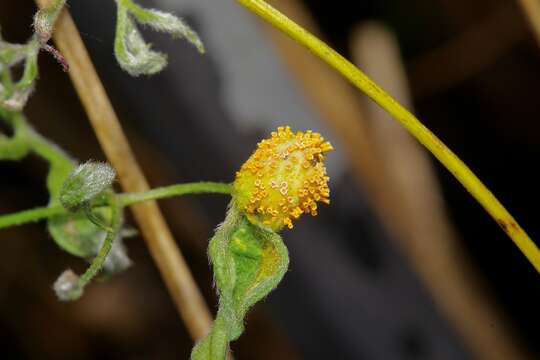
[114,0,204,76]
[126,5,204,53]
[53,198,128,302]
[114,4,167,76]
[1,41,40,111]
[48,208,111,258]
[48,206,132,273]
[191,205,289,360]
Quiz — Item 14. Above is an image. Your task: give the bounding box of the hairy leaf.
[191,206,289,360]
[114,0,204,76]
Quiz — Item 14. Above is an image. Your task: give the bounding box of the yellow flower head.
[233,126,333,231]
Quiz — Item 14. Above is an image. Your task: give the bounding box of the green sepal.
[191,204,289,360]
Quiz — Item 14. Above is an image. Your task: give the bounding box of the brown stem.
[517,0,540,47]
[33,0,212,340]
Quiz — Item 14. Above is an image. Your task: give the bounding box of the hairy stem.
[0,206,64,229]
[6,111,75,198]
[0,182,232,230]
[78,196,121,288]
[236,0,540,274]
[119,182,232,206]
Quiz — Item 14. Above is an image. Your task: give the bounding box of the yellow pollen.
[233,126,333,231]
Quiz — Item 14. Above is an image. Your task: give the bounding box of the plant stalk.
[0,182,232,230]
[236,0,540,273]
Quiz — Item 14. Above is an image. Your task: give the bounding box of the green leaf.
[48,206,132,275]
[1,42,39,111]
[191,205,289,360]
[114,3,167,76]
[114,0,204,76]
[48,207,111,258]
[125,4,204,53]
[53,197,128,301]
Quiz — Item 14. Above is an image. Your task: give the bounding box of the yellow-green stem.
[236,0,540,273]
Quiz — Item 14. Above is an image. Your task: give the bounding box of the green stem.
[237,0,540,274]
[1,68,15,96]
[11,111,76,199]
[0,182,232,230]
[0,206,64,229]
[119,181,232,206]
[78,196,121,288]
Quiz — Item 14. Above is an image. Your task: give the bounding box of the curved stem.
[78,196,121,289]
[0,181,232,230]
[236,0,540,273]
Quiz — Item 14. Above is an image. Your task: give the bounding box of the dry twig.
[33,0,212,340]
[518,0,540,47]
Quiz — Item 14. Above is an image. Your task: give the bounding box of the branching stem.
[0,206,64,229]
[78,195,121,288]
[0,182,232,230]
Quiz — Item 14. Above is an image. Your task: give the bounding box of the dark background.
[1,0,539,359]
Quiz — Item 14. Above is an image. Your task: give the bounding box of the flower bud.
[33,0,67,44]
[53,269,83,301]
[60,161,116,211]
[233,126,333,231]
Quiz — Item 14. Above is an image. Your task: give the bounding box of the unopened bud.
[53,269,83,301]
[60,161,116,210]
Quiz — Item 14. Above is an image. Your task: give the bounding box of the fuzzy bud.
[60,161,116,211]
[53,269,83,301]
[33,0,67,44]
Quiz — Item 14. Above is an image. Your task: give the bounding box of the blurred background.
[1,0,540,359]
